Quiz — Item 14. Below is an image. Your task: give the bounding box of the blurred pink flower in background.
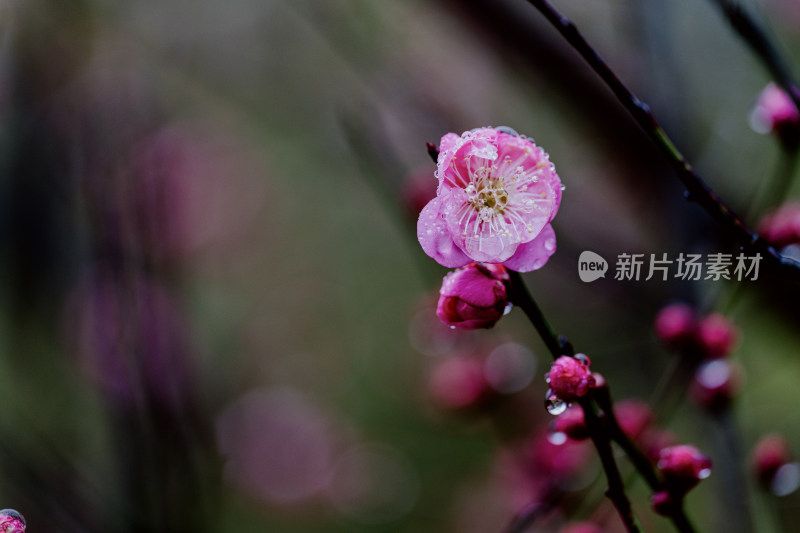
[654,303,697,350]
[752,434,800,496]
[758,202,800,250]
[428,355,493,411]
[657,445,712,494]
[613,399,654,441]
[560,521,607,533]
[418,127,561,271]
[690,359,742,411]
[216,388,339,506]
[63,273,194,411]
[750,83,800,136]
[695,314,738,359]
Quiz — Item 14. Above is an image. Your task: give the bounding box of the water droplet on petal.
[574,353,590,366]
[495,126,519,137]
[545,389,568,415]
[544,238,555,252]
[0,509,26,533]
[697,468,712,480]
[503,302,513,315]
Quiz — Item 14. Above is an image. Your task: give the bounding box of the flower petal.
[417,196,471,268]
[503,224,556,272]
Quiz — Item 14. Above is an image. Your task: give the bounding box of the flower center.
[466,177,509,221]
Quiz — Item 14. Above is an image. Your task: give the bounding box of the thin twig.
[707,0,800,115]
[507,271,641,532]
[522,0,800,278]
[508,270,701,533]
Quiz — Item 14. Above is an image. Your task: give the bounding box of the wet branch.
[522,0,800,278]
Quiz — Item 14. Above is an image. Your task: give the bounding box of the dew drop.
[547,431,568,445]
[0,509,26,532]
[503,302,513,315]
[544,238,555,252]
[545,389,568,415]
[495,125,519,137]
[574,353,590,366]
[697,468,712,480]
[449,326,456,330]
[560,185,566,191]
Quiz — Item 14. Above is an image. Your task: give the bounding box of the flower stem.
[579,396,643,533]
[507,270,562,360]
[522,0,800,278]
[507,271,641,532]
[508,270,702,533]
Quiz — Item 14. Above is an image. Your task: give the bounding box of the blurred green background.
[2,0,800,532]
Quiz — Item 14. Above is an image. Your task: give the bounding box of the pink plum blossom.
[418,127,562,271]
[436,262,510,329]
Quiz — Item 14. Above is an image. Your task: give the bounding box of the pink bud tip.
[696,313,738,359]
[690,360,741,411]
[654,303,696,349]
[752,434,794,488]
[650,490,677,516]
[757,202,800,250]
[657,445,712,494]
[547,355,595,401]
[751,83,800,135]
[436,262,510,330]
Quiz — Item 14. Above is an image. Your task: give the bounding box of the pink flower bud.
[654,303,696,349]
[657,445,712,494]
[614,399,654,441]
[650,490,677,516]
[547,355,595,401]
[436,263,509,329]
[752,434,794,488]
[428,356,492,410]
[751,83,800,137]
[0,510,25,533]
[696,314,738,358]
[690,360,741,411]
[551,406,589,441]
[758,202,800,249]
